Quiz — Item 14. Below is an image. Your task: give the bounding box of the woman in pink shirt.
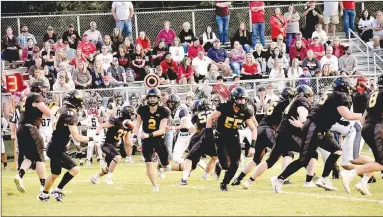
[155,21,176,47]
[177,57,194,84]
[229,41,246,76]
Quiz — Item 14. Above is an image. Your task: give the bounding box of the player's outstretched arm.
[69,125,92,143]
[206,111,221,128]
[95,122,113,135]
[337,106,363,121]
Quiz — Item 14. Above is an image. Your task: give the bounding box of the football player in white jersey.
[166,94,195,164]
[40,101,59,160]
[83,99,105,166]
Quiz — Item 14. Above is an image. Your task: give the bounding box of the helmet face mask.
[146,88,161,107]
[230,87,248,109]
[166,94,180,110]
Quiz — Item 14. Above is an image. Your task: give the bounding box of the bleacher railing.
[349,29,370,72]
[2,2,375,48]
[373,52,383,80]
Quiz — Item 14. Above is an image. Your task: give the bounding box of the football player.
[341,74,383,195]
[14,79,53,193]
[272,77,363,193]
[90,106,134,185]
[232,87,296,186]
[38,90,98,202]
[205,87,257,191]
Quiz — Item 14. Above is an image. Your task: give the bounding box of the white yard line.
[3,176,383,204]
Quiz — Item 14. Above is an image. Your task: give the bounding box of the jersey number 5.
[91,118,97,127]
[368,91,378,108]
[148,119,156,130]
[224,117,243,129]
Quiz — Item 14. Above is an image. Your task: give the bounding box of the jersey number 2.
[148,119,156,130]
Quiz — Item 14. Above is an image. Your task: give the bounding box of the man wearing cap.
[289,31,309,49]
[77,33,97,63]
[62,24,81,50]
[43,26,57,44]
[83,21,103,47]
[18,25,37,48]
[207,39,232,76]
[187,37,204,60]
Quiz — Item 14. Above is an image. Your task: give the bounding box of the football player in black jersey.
[14,79,53,194]
[89,106,134,185]
[133,88,182,192]
[38,90,98,202]
[232,87,296,186]
[205,87,257,191]
[272,77,363,193]
[341,74,383,195]
[241,85,317,189]
[179,99,216,185]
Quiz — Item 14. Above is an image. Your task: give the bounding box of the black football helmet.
[129,93,139,108]
[64,90,84,112]
[333,76,354,94]
[120,106,135,120]
[167,94,180,110]
[192,100,200,114]
[211,94,223,108]
[296,85,313,98]
[378,74,383,89]
[281,87,296,101]
[230,87,248,108]
[30,79,49,97]
[198,98,211,112]
[146,88,161,106]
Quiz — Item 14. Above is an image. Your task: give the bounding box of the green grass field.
[2,151,383,216]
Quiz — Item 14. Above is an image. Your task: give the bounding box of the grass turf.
[2,151,383,216]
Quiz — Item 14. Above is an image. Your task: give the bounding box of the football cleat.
[340,170,355,194]
[125,157,134,164]
[153,185,159,192]
[51,189,64,202]
[220,183,228,192]
[90,175,100,184]
[105,177,114,185]
[38,192,50,202]
[283,179,292,185]
[355,183,371,195]
[242,179,253,190]
[201,173,211,180]
[14,175,26,193]
[214,162,222,181]
[368,175,376,183]
[271,176,283,193]
[316,177,338,191]
[303,182,316,188]
[179,179,188,186]
[231,177,241,186]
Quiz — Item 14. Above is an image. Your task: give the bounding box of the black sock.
[277,160,303,180]
[39,179,45,187]
[57,172,74,190]
[250,177,255,182]
[237,172,246,181]
[19,169,25,179]
[3,162,7,167]
[322,154,341,178]
[43,191,49,194]
[306,175,314,182]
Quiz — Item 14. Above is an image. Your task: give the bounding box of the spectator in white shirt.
[371,10,383,41]
[269,59,286,91]
[312,24,328,45]
[287,58,303,78]
[192,51,211,83]
[83,21,103,47]
[169,37,184,63]
[96,45,114,71]
[358,9,375,42]
[202,26,217,52]
[320,46,338,72]
[112,1,134,38]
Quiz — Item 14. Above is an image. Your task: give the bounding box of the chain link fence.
[2,2,382,48]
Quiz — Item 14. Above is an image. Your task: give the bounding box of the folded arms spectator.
[308,37,325,60]
[62,24,80,49]
[43,26,57,44]
[83,21,103,47]
[289,39,307,61]
[371,11,383,41]
[136,31,151,54]
[252,43,267,73]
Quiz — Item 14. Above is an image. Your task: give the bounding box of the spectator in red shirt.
[289,31,309,49]
[53,37,65,52]
[241,53,261,80]
[289,39,307,61]
[155,20,176,47]
[177,57,195,84]
[213,75,230,99]
[188,37,204,60]
[160,52,178,83]
[77,33,97,62]
[270,7,287,41]
[136,31,151,54]
[308,36,325,60]
[340,0,356,37]
[332,36,345,58]
[70,48,86,68]
[250,1,265,46]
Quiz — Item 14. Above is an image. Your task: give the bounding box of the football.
[122,119,135,131]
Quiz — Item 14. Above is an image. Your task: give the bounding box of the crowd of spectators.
[1,0,383,110]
